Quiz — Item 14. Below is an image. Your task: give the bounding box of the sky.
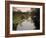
[13,7,33,12]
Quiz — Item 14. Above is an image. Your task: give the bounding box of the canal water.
[16,17,36,31]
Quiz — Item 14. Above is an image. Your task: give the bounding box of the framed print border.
[5,1,45,37]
